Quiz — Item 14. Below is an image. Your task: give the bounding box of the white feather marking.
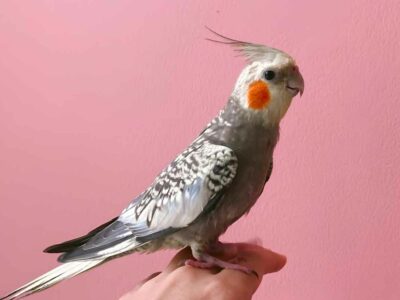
[1,260,104,300]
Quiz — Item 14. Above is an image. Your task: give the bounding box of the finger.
[133,271,162,290]
[164,247,194,273]
[217,244,286,294]
[247,244,287,274]
[164,247,221,278]
[164,247,217,274]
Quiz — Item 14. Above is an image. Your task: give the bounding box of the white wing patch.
[119,143,238,238]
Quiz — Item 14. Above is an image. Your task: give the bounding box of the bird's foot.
[185,259,215,269]
[185,253,258,278]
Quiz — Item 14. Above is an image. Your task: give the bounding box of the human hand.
[119,243,286,300]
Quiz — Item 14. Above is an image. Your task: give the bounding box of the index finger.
[217,244,286,295]
[163,247,193,273]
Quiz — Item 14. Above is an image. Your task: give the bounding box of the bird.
[1,28,304,300]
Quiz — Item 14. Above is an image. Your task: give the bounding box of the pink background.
[1,1,399,299]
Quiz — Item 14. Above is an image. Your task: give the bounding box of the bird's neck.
[201,97,280,151]
[219,97,280,130]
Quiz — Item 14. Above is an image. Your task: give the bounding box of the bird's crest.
[205,27,289,64]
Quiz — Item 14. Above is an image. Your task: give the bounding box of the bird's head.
[207,29,304,125]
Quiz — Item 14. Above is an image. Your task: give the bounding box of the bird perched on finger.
[1,28,304,300]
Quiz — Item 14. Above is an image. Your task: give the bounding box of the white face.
[232,53,304,125]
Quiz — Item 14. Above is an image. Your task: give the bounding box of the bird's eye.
[264,70,276,81]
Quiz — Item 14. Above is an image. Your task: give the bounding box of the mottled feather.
[58,141,238,262]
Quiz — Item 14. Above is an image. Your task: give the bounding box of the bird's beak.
[286,66,304,97]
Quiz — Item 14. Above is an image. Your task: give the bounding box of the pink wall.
[1,1,399,299]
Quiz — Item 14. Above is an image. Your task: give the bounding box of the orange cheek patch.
[247,80,270,110]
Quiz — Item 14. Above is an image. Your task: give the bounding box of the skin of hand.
[119,243,287,300]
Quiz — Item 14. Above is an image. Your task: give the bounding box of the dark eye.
[264,70,276,81]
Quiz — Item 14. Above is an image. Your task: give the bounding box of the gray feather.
[205,27,291,63]
[120,143,238,239]
[58,221,136,262]
[58,143,238,262]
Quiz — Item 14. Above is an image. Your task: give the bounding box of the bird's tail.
[1,259,104,300]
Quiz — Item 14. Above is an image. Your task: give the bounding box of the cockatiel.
[1,29,304,299]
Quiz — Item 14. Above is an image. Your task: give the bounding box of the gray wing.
[120,142,238,240]
[59,142,238,262]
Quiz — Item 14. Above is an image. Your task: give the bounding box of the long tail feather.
[1,259,104,300]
